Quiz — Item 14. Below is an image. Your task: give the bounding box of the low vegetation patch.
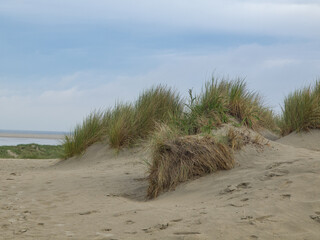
[0,144,63,159]
[279,80,320,135]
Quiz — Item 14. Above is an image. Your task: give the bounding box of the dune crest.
[277,129,320,151]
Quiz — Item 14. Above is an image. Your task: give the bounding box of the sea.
[0,130,66,146]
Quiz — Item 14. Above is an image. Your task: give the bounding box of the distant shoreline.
[0,133,65,140]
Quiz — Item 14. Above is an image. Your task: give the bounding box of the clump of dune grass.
[63,78,277,159]
[105,85,183,149]
[147,124,234,199]
[225,125,267,150]
[279,80,320,135]
[63,85,183,157]
[174,77,277,134]
[104,103,136,149]
[227,127,245,150]
[63,111,105,159]
[134,85,183,138]
[225,79,277,130]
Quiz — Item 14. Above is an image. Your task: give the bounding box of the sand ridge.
[1,134,320,239]
[276,129,320,151]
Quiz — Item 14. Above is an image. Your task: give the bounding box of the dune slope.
[1,140,320,240]
[277,129,320,151]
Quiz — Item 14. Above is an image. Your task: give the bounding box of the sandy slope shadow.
[53,142,150,201]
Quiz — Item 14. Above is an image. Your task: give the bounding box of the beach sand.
[1,132,320,239]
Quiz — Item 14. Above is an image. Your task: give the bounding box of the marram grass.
[173,77,277,135]
[279,80,320,135]
[62,111,105,159]
[147,124,235,199]
[62,85,183,157]
[63,78,278,159]
[104,103,136,149]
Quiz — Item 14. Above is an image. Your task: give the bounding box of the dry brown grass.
[227,128,245,150]
[147,126,235,199]
[226,126,267,150]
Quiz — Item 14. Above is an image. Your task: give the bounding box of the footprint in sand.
[170,218,183,222]
[260,169,290,181]
[125,220,135,225]
[142,223,169,233]
[174,231,201,235]
[220,182,251,195]
[266,161,296,170]
[281,194,291,199]
[78,210,98,215]
[310,212,320,223]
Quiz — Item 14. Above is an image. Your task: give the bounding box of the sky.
[1,0,320,132]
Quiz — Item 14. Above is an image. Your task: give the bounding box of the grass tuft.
[173,77,276,134]
[62,111,105,159]
[104,103,136,149]
[63,85,183,156]
[147,124,234,199]
[279,80,320,135]
[134,85,183,138]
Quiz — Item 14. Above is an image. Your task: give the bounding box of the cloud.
[1,1,320,39]
[1,37,319,131]
[1,1,320,131]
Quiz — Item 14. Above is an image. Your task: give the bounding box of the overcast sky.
[1,0,320,131]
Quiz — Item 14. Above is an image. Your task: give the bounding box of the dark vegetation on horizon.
[0,144,63,159]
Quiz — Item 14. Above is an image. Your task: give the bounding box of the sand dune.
[1,134,320,239]
[277,129,320,151]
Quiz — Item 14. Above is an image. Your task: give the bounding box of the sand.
[1,132,320,239]
[277,129,320,151]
